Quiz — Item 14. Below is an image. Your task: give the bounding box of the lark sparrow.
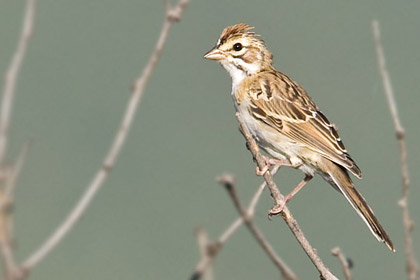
[204,24,394,251]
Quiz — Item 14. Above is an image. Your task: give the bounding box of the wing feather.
[247,71,362,178]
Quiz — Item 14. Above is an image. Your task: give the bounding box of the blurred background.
[0,0,419,279]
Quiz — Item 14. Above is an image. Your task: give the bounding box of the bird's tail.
[323,161,394,251]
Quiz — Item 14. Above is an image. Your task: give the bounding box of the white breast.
[235,99,316,176]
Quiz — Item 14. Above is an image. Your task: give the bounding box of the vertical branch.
[236,113,338,280]
[0,191,16,279]
[20,0,190,274]
[0,0,37,279]
[0,0,36,167]
[0,141,30,280]
[195,228,214,280]
[372,20,419,280]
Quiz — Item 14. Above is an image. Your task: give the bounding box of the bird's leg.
[256,156,293,176]
[269,174,313,215]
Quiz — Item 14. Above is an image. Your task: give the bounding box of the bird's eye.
[233,43,243,51]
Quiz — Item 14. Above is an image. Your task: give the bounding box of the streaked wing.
[248,71,362,178]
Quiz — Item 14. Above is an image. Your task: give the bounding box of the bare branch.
[218,174,299,280]
[372,20,419,280]
[0,0,36,278]
[195,228,214,280]
[0,141,30,280]
[4,141,31,197]
[191,167,279,280]
[20,0,190,273]
[0,190,17,279]
[0,0,36,167]
[218,217,243,245]
[331,247,352,280]
[236,113,338,280]
[371,21,404,136]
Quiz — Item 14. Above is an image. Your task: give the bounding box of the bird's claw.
[268,194,292,217]
[256,156,283,176]
[256,165,270,176]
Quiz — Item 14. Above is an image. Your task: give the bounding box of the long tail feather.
[324,161,394,251]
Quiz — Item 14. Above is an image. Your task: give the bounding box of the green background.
[1,0,419,279]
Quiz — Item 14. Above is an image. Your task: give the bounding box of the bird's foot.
[268,194,292,216]
[268,174,313,217]
[256,156,291,176]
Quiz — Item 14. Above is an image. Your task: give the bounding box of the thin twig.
[0,0,36,278]
[0,189,16,280]
[331,247,352,280]
[218,217,243,245]
[0,0,36,167]
[195,228,214,280]
[372,20,419,280]
[236,113,338,280]
[218,174,298,280]
[0,141,30,280]
[0,231,17,280]
[4,141,31,197]
[191,167,279,280]
[0,183,15,279]
[20,0,190,273]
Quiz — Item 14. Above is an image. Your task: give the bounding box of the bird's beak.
[204,48,226,61]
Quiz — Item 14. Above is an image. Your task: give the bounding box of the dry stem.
[372,20,419,280]
[4,141,31,197]
[0,0,36,278]
[331,247,352,280]
[0,141,30,280]
[218,174,298,280]
[236,113,338,280]
[0,0,36,167]
[19,0,190,274]
[195,228,214,280]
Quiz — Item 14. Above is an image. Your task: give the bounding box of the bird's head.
[204,24,273,83]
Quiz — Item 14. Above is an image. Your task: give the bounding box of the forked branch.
[218,174,298,280]
[0,0,36,279]
[191,168,279,280]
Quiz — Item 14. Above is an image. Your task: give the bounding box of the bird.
[204,23,394,251]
